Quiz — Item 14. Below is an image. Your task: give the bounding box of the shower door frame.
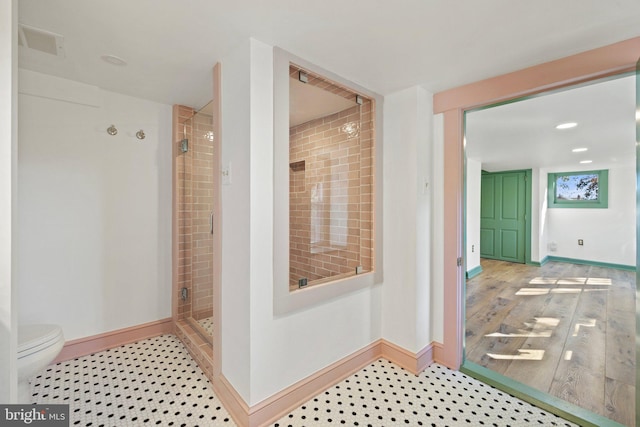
[210,62,222,378]
[171,63,222,379]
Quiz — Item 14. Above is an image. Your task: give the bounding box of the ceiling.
[290,77,356,127]
[465,75,636,172]
[17,1,640,109]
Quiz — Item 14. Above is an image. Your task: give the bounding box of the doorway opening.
[463,74,636,426]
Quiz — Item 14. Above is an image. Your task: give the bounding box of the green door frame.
[635,57,639,427]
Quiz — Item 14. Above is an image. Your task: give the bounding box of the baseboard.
[465,265,483,279]
[247,340,383,427]
[528,256,549,267]
[546,256,635,271]
[380,340,435,375]
[212,339,439,427]
[212,374,251,427]
[431,342,445,365]
[53,318,174,364]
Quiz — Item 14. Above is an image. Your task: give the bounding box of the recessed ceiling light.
[556,122,577,130]
[101,54,127,66]
[572,148,588,153]
[580,160,592,164]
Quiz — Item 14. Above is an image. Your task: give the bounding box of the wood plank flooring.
[465,259,635,426]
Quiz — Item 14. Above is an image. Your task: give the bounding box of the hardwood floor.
[465,259,635,426]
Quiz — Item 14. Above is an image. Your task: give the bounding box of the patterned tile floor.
[273,360,577,427]
[30,335,577,426]
[196,317,214,336]
[31,335,233,426]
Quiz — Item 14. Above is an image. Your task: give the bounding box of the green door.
[480,171,526,263]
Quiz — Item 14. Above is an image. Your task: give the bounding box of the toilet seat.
[18,324,64,359]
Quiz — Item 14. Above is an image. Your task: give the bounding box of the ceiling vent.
[18,24,65,58]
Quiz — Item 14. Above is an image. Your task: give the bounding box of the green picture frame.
[547,170,608,208]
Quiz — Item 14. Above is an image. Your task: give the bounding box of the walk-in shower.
[175,101,215,344]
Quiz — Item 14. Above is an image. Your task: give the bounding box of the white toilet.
[17,324,65,403]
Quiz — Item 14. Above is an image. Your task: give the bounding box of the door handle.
[209,211,214,235]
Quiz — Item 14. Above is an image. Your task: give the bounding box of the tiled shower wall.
[175,105,193,321]
[190,111,214,321]
[174,106,214,324]
[289,66,374,289]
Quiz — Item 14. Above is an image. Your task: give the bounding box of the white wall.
[0,0,18,403]
[431,113,444,344]
[17,70,173,341]
[463,163,625,267]
[530,168,543,262]
[221,39,383,406]
[463,161,635,267]
[415,87,433,351]
[381,86,434,353]
[541,163,635,265]
[465,158,481,273]
[219,38,252,402]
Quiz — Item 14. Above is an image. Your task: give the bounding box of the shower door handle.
[209,211,214,235]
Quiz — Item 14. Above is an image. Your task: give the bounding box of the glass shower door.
[177,102,215,345]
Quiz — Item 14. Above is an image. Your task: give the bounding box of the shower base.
[196,316,213,336]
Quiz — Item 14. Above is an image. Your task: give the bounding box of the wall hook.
[107,124,118,136]
[136,129,146,140]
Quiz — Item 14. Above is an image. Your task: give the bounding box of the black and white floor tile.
[30,335,577,426]
[31,335,233,426]
[273,359,577,427]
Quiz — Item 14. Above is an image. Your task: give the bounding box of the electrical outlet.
[578,239,584,246]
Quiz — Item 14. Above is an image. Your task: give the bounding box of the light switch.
[222,162,232,185]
